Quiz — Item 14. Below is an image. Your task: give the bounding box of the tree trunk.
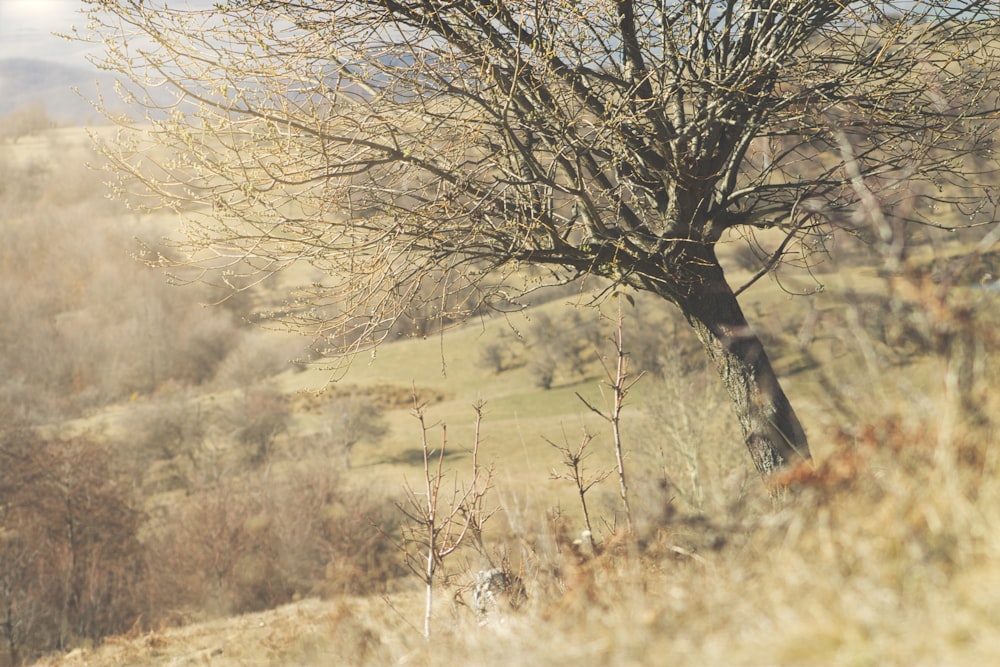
[648,245,811,479]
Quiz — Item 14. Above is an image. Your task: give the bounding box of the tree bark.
[645,244,811,479]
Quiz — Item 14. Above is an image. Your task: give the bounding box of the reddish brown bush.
[142,469,403,618]
[0,434,145,666]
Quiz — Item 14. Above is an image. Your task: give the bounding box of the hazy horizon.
[0,0,227,119]
[0,0,91,64]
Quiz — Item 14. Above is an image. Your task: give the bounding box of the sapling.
[576,303,644,534]
[396,395,495,638]
[548,427,611,555]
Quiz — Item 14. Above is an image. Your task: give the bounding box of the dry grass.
[32,392,1000,666]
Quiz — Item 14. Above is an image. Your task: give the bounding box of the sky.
[0,0,217,118]
[0,0,90,64]
[0,0,222,64]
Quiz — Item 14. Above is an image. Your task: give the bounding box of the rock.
[471,568,526,620]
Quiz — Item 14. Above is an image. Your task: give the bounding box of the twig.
[547,427,611,553]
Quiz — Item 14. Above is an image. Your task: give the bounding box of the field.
[3,124,1000,667]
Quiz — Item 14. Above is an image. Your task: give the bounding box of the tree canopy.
[83,0,1000,479]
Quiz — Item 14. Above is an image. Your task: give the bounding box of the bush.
[212,332,301,390]
[630,370,748,517]
[142,469,403,618]
[0,434,145,666]
[0,103,55,143]
[123,388,207,463]
[225,386,292,466]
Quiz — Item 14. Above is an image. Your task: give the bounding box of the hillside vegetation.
[3,125,1000,666]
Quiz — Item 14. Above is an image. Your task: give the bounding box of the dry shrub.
[224,386,292,467]
[318,394,389,469]
[720,415,1000,665]
[631,368,751,519]
[211,332,301,390]
[143,468,403,619]
[122,388,207,464]
[774,414,997,570]
[0,103,56,143]
[0,434,145,667]
[294,382,449,413]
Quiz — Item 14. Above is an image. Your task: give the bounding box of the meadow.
[3,119,1000,666]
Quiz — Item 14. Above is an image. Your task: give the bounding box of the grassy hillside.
[31,314,1000,666]
[4,126,1000,667]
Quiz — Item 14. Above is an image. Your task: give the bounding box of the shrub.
[142,469,403,618]
[123,388,207,463]
[0,103,55,143]
[0,434,145,665]
[226,386,292,466]
[212,332,300,390]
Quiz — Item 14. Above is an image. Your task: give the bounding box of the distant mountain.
[0,57,120,122]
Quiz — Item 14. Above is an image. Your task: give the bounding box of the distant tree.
[0,103,54,143]
[227,386,292,466]
[126,389,207,462]
[477,341,510,375]
[527,312,562,389]
[322,394,389,469]
[85,1,1000,479]
[212,332,299,391]
[525,310,599,387]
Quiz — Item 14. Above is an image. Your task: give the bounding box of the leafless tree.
[321,393,389,469]
[396,397,495,638]
[83,1,1000,478]
[576,302,645,532]
[548,427,611,553]
[227,385,292,466]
